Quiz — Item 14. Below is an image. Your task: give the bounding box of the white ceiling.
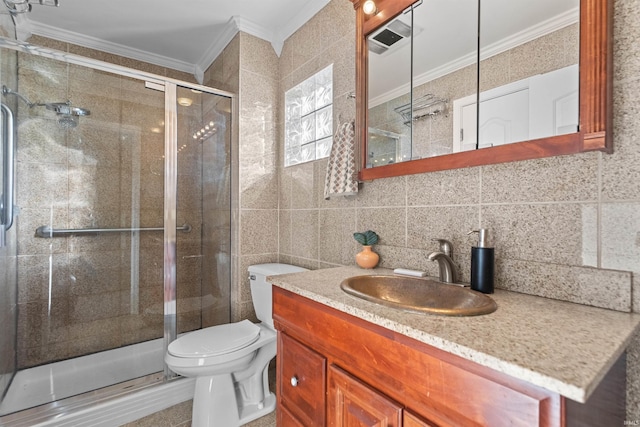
[17,0,330,83]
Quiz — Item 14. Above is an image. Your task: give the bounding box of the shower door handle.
[0,102,15,247]
[34,223,193,238]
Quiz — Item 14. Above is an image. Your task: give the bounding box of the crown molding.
[234,15,274,42]
[480,7,579,61]
[196,0,330,68]
[19,0,332,83]
[26,21,197,75]
[194,16,243,81]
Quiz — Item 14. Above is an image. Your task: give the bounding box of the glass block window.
[284,64,333,167]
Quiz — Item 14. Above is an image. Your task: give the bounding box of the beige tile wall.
[277,0,640,420]
[204,32,281,323]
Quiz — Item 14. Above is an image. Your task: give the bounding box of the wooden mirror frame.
[350,0,613,180]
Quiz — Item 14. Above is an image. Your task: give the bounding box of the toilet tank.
[248,263,309,328]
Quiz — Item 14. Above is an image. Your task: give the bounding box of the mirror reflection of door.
[473,0,580,150]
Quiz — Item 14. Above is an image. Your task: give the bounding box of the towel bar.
[34,223,192,238]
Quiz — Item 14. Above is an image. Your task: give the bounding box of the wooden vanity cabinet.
[277,332,326,426]
[328,364,403,426]
[273,287,564,427]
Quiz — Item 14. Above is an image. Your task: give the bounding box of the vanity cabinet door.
[278,332,326,427]
[404,411,439,427]
[328,364,402,427]
[278,405,306,427]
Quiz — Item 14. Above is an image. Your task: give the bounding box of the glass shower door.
[3,52,169,413]
[0,37,234,417]
[174,85,231,337]
[0,42,18,401]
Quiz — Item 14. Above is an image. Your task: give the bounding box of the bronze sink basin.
[340,275,497,316]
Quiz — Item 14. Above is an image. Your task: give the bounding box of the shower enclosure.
[0,35,233,419]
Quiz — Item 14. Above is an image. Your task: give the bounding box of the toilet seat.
[168,320,261,358]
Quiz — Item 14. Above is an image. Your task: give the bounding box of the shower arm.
[2,86,75,111]
[2,85,34,107]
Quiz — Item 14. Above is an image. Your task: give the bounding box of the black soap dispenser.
[468,229,494,294]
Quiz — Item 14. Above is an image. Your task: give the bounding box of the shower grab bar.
[1,102,15,247]
[34,223,192,238]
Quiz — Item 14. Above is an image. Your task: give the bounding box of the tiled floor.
[122,362,276,427]
[124,367,278,426]
[246,411,276,427]
[122,400,276,427]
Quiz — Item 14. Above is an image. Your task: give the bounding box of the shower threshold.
[0,372,194,427]
[0,338,165,417]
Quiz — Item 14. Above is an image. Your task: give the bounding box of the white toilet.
[165,263,308,427]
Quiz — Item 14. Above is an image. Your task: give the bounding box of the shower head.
[41,101,91,117]
[40,102,90,129]
[57,115,79,129]
[2,86,91,128]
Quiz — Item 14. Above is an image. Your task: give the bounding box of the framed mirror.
[351,0,612,181]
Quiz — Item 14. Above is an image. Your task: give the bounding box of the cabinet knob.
[290,376,299,387]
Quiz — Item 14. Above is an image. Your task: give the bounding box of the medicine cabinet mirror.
[351,0,612,180]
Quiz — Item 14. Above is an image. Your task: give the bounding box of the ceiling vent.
[368,19,412,55]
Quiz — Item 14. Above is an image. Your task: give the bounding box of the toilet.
[165,263,308,427]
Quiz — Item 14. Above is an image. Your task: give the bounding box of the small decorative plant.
[353,230,379,246]
[354,230,379,268]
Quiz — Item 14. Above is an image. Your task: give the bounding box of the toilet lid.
[168,320,261,358]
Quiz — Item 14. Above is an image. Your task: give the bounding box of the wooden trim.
[579,0,614,153]
[352,0,613,180]
[361,133,581,179]
[354,2,367,179]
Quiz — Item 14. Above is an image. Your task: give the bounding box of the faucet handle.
[432,238,453,258]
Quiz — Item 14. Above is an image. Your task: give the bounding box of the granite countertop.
[268,266,640,403]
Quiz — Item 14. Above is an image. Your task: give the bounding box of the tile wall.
[205,32,281,323]
[17,0,640,423]
[277,0,640,420]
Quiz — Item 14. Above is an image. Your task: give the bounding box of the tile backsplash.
[275,0,638,317]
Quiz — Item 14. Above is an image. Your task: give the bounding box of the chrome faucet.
[428,239,458,284]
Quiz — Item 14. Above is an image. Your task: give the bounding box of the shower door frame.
[0,38,18,403]
[0,37,235,384]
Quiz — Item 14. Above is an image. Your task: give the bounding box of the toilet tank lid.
[248,263,309,276]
